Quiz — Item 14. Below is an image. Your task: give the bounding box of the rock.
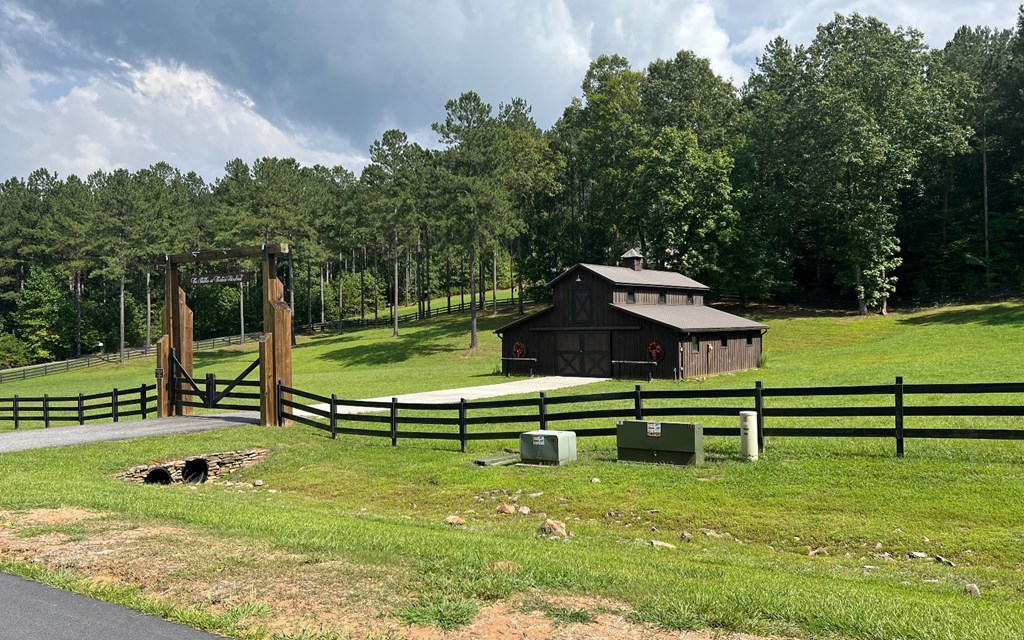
[965,583,981,597]
[444,515,466,526]
[908,551,929,559]
[874,542,884,550]
[497,503,517,515]
[528,492,543,498]
[863,565,880,570]
[808,547,828,557]
[935,555,955,567]
[700,528,724,539]
[605,510,624,518]
[591,478,601,484]
[539,519,569,538]
[680,531,693,543]
[268,489,278,494]
[253,480,264,487]
[650,526,658,532]
[517,506,531,515]
[650,540,677,550]
[892,528,903,534]
[923,579,939,584]
[922,536,930,543]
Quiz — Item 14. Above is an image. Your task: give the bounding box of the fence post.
[634,385,644,420]
[140,383,148,420]
[276,380,284,427]
[112,388,119,422]
[330,394,338,439]
[539,392,548,430]
[895,376,905,458]
[43,394,50,428]
[78,393,85,425]
[169,347,178,414]
[390,397,398,446]
[459,398,468,453]
[205,373,216,409]
[13,395,19,430]
[755,381,765,453]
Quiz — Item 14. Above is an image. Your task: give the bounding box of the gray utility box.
[520,430,577,466]
[616,420,704,466]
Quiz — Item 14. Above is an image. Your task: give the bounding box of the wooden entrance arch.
[155,244,292,426]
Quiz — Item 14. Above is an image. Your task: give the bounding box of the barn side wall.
[680,333,762,378]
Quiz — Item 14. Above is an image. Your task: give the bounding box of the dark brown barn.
[496,251,767,379]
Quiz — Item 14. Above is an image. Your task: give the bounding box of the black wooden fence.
[0,384,156,429]
[278,377,1024,457]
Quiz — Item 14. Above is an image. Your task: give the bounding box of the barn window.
[691,336,699,354]
[657,290,666,305]
[686,294,694,305]
[746,335,754,347]
[627,289,636,303]
[721,337,728,349]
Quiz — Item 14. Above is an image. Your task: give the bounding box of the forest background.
[1,11,1022,367]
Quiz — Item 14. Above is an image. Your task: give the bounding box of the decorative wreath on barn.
[647,342,663,362]
[512,342,526,358]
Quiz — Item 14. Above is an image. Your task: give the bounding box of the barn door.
[581,332,610,376]
[572,288,593,324]
[555,332,610,377]
[556,332,582,375]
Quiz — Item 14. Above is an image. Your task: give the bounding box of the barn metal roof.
[549,263,710,290]
[611,303,768,332]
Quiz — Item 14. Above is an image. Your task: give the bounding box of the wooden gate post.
[156,335,171,417]
[161,260,193,416]
[262,246,292,425]
[259,333,276,426]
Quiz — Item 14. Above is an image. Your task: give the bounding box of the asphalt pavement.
[0,572,224,640]
[0,412,259,454]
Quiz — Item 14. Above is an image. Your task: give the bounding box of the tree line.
[1,11,1022,367]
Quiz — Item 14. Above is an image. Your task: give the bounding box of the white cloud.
[0,56,367,180]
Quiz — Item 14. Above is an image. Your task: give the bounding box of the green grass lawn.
[1,301,1024,639]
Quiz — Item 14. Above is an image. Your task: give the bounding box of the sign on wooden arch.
[155,244,292,426]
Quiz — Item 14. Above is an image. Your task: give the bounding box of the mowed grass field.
[1,301,1023,639]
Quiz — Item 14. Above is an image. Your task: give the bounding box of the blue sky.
[0,0,1018,180]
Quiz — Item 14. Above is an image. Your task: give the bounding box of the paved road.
[0,413,259,454]
[0,572,224,640]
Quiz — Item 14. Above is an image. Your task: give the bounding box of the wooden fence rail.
[278,377,1024,457]
[0,384,157,429]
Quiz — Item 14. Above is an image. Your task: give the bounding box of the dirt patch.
[4,507,105,526]
[406,595,791,640]
[0,507,790,640]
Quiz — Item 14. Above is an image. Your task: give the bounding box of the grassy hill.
[1,301,1023,639]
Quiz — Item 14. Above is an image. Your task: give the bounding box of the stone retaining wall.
[117,448,269,484]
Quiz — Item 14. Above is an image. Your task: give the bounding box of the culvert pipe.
[182,458,209,484]
[143,467,172,485]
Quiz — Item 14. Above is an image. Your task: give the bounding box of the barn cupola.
[620,248,644,271]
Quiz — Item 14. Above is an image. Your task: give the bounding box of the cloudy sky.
[0,1,1018,181]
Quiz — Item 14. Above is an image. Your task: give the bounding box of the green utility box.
[520,430,577,466]
[616,420,704,465]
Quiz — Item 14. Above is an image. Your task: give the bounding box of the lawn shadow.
[897,302,1024,327]
[315,314,513,367]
